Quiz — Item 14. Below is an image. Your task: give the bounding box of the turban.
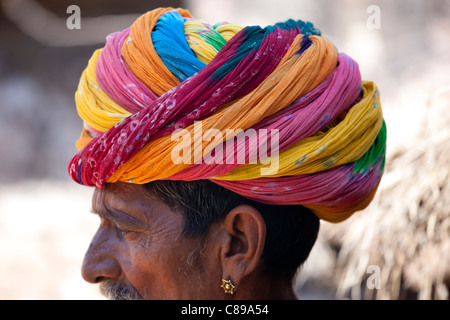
[68,7,386,223]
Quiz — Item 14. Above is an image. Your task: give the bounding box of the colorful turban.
[68,7,386,223]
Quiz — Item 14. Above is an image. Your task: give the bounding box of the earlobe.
[219,205,266,288]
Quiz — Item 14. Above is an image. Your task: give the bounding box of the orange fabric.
[121,7,192,97]
[68,8,386,223]
[76,128,94,151]
[109,35,338,183]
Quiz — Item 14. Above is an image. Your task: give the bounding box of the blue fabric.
[152,10,206,81]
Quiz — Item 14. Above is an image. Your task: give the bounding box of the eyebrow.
[91,205,149,231]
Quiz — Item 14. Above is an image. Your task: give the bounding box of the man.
[69,7,386,299]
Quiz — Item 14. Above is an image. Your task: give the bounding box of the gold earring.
[221,278,236,294]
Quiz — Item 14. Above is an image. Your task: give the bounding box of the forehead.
[93,182,150,209]
[92,182,182,225]
[94,182,149,201]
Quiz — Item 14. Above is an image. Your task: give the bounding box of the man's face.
[82,182,220,299]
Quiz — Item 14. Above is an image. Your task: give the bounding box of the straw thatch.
[316,85,450,300]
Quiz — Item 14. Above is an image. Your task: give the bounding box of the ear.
[219,205,266,288]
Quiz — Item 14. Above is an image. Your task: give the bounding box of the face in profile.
[82,182,226,299]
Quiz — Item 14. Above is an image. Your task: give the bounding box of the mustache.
[99,280,143,300]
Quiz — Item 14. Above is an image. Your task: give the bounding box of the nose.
[81,228,122,284]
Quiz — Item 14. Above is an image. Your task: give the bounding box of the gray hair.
[143,179,320,282]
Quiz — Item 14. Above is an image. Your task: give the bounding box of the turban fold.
[69,7,386,223]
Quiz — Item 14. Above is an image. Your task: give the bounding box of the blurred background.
[0,0,449,299]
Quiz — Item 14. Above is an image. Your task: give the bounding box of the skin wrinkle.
[70,8,386,300]
[86,182,218,299]
[82,180,321,299]
[146,198,202,272]
[96,183,179,247]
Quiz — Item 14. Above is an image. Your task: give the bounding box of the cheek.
[125,236,211,299]
[121,237,190,299]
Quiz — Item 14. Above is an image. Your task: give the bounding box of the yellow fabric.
[75,9,242,145]
[215,23,245,42]
[69,8,386,223]
[75,49,131,133]
[215,81,383,179]
[107,35,339,184]
[184,20,243,64]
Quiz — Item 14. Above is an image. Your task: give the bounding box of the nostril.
[94,276,106,284]
[81,229,122,284]
[81,254,122,284]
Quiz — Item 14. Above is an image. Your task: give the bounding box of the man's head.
[69,7,386,300]
[84,181,319,299]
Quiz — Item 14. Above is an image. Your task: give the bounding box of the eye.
[115,224,131,238]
